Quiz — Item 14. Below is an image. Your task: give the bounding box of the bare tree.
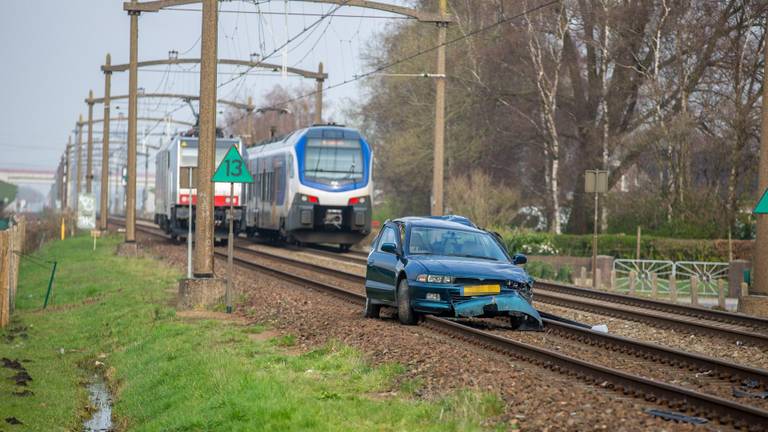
[525,1,568,233]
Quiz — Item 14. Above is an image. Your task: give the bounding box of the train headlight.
[348,196,368,205]
[300,194,319,204]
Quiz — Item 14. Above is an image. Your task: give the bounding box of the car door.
[366,224,399,304]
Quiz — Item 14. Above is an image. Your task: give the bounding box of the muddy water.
[83,374,112,432]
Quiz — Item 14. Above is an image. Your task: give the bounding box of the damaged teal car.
[363,216,543,330]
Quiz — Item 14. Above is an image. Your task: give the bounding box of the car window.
[377,226,398,252]
[407,226,508,261]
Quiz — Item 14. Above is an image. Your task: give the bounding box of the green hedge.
[526,261,573,283]
[494,228,740,262]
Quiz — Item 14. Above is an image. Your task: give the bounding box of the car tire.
[363,297,381,319]
[397,279,418,325]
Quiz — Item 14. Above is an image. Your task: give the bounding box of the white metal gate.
[612,259,728,298]
[613,259,674,294]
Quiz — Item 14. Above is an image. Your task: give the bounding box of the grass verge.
[1,235,504,431]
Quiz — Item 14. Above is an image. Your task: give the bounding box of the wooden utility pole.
[125,7,140,245]
[752,22,768,298]
[86,90,95,193]
[431,0,448,216]
[194,0,218,277]
[100,54,112,231]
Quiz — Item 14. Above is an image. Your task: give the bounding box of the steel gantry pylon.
[95,50,328,243]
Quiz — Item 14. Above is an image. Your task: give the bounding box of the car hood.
[408,255,529,282]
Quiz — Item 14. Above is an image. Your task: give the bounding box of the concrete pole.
[194,0,219,277]
[86,91,95,193]
[315,62,324,124]
[431,0,448,216]
[63,138,71,211]
[753,28,768,296]
[100,54,113,231]
[126,10,140,243]
[592,191,599,288]
[76,115,84,209]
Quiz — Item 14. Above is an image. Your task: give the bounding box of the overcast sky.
[0,0,409,180]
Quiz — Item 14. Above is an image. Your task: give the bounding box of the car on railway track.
[363,217,543,329]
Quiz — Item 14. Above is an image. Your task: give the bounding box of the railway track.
[116,220,768,429]
[230,241,768,348]
[307,245,768,335]
[223,237,768,429]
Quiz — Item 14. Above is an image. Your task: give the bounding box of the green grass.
[1,235,504,431]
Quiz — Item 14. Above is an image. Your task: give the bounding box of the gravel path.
[137,233,704,431]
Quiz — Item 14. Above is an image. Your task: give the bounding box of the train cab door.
[365,223,400,304]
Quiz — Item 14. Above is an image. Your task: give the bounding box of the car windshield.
[407,226,508,261]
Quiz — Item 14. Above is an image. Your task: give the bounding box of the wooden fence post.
[690,276,699,306]
[669,274,677,302]
[8,225,15,314]
[0,231,9,328]
[580,267,587,287]
[629,271,637,296]
[651,273,658,299]
[717,279,726,310]
[609,270,616,292]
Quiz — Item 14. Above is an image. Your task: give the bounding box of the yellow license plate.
[461,284,500,296]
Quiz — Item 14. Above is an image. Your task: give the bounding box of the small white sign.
[78,193,96,230]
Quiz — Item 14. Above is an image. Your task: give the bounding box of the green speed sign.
[212,145,253,183]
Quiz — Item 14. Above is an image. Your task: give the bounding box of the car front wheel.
[396,279,418,325]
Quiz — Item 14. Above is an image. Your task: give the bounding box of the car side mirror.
[381,243,398,254]
[512,253,527,265]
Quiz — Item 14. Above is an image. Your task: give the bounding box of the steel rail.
[232,243,768,346]
[122,220,768,429]
[233,243,768,386]
[536,280,768,331]
[534,290,768,347]
[261,238,768,334]
[538,319,768,388]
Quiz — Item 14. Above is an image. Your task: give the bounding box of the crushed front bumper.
[452,292,543,327]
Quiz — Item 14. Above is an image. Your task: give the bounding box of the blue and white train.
[244,124,373,250]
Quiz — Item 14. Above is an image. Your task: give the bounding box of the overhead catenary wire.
[266,0,561,111]
[216,0,353,89]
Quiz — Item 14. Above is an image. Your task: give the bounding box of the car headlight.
[416,274,453,284]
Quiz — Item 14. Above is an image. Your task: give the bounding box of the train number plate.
[461,284,500,296]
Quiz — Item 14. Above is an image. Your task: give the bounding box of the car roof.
[392,216,484,233]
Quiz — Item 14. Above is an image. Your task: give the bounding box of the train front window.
[303,138,363,186]
[216,141,239,166]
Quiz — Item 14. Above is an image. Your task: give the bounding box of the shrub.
[445,170,519,228]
